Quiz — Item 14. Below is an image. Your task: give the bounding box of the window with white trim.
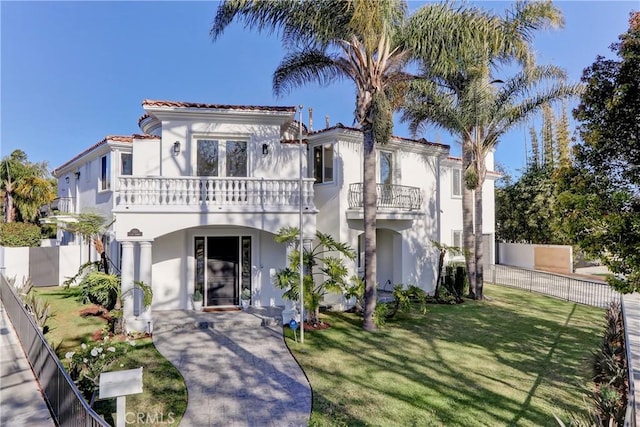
[197,139,247,177]
[379,151,393,185]
[357,233,365,270]
[452,230,463,249]
[100,155,110,191]
[452,168,462,197]
[121,153,132,176]
[313,144,334,183]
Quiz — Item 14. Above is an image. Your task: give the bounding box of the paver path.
[0,301,55,427]
[153,309,310,427]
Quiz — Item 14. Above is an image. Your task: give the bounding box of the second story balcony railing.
[116,176,316,211]
[49,197,75,214]
[348,182,423,211]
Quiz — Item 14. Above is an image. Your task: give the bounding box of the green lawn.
[286,284,604,427]
[35,286,105,353]
[35,286,187,426]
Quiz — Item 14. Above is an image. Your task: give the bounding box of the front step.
[152,308,282,333]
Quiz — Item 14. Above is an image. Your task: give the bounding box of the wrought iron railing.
[347,183,423,210]
[0,275,109,427]
[116,176,315,210]
[486,264,620,308]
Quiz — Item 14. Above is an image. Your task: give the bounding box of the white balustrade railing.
[53,197,75,214]
[116,176,316,210]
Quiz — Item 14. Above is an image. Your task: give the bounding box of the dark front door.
[206,236,239,306]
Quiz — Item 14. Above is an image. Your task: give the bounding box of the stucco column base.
[125,315,153,335]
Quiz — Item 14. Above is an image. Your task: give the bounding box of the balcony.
[115,176,316,212]
[47,197,75,214]
[347,183,423,218]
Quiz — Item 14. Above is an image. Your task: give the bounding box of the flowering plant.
[241,288,251,301]
[65,336,136,399]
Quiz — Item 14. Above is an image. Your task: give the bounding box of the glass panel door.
[205,236,239,306]
[226,141,247,177]
[197,140,219,176]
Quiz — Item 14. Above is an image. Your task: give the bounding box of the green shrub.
[454,266,468,296]
[78,272,120,310]
[373,303,389,327]
[0,222,42,247]
[591,302,627,425]
[24,290,54,333]
[65,337,137,400]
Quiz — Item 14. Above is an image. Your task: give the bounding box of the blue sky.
[1,1,637,177]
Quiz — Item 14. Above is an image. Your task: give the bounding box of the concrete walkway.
[0,301,55,427]
[152,307,311,427]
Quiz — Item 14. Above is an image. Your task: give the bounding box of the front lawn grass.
[35,286,187,426]
[286,284,604,426]
[35,286,105,353]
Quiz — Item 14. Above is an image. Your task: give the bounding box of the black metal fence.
[348,182,423,210]
[0,275,109,427]
[487,264,620,308]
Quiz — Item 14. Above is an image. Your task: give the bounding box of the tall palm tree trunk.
[4,181,15,223]
[474,185,484,300]
[462,139,476,299]
[362,127,378,331]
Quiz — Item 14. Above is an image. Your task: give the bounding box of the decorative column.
[137,241,153,333]
[120,241,135,330]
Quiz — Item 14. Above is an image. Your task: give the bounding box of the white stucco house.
[50,99,496,332]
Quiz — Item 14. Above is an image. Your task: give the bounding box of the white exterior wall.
[439,161,464,247]
[258,231,287,307]
[155,119,301,180]
[310,130,445,300]
[132,138,160,176]
[150,227,287,310]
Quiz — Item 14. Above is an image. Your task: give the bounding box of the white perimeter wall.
[498,243,535,269]
[0,245,83,286]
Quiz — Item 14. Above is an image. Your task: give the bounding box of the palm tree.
[0,149,52,223]
[15,176,56,222]
[211,0,508,329]
[402,2,581,299]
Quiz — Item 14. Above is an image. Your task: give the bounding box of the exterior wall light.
[74,171,81,179]
[262,143,269,156]
[65,176,70,184]
[173,141,181,156]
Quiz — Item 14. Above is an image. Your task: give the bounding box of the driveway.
[152,308,311,427]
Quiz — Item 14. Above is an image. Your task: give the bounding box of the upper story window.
[379,151,393,185]
[100,155,110,191]
[313,144,334,183]
[197,139,247,177]
[452,168,462,198]
[452,230,463,249]
[121,153,132,176]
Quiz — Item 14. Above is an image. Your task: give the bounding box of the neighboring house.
[50,99,496,332]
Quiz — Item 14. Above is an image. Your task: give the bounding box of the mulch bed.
[79,305,111,320]
[303,321,331,331]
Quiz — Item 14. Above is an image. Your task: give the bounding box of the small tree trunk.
[4,187,14,223]
[434,248,446,301]
[462,139,476,299]
[113,297,123,335]
[474,185,484,300]
[362,126,377,331]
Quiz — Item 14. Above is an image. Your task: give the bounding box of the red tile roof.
[308,123,450,150]
[142,99,297,113]
[53,134,159,176]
